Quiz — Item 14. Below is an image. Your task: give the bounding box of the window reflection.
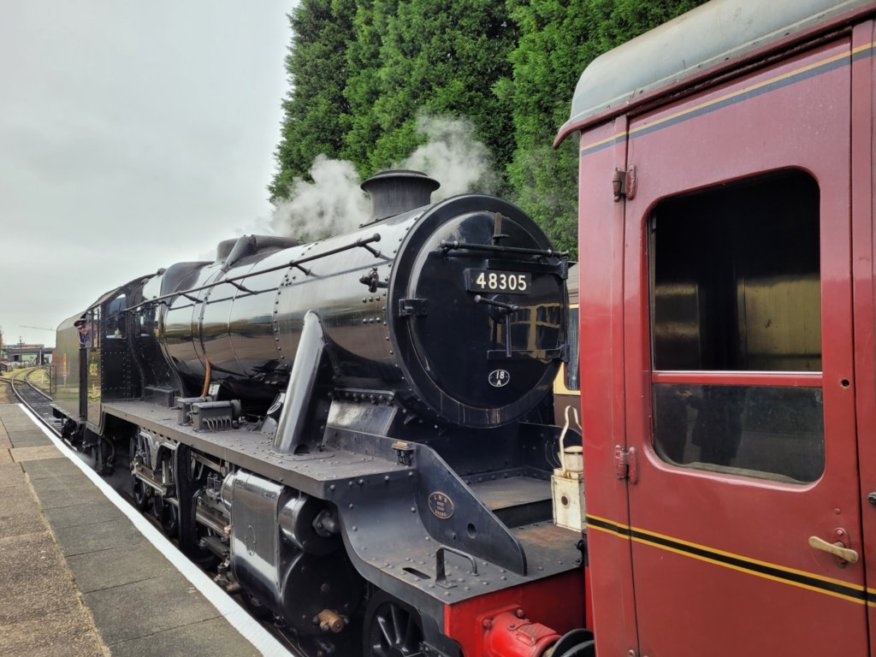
[651,171,820,372]
[649,171,824,483]
[653,383,824,482]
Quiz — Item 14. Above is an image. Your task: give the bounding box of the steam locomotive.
[52,171,589,657]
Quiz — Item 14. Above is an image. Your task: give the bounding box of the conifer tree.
[342,0,398,167]
[269,0,355,200]
[344,0,516,178]
[497,0,706,256]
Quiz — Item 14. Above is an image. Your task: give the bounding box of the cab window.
[105,294,127,339]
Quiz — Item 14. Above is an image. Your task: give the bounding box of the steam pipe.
[123,233,383,312]
[200,360,212,398]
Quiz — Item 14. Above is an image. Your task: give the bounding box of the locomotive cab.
[52,278,153,461]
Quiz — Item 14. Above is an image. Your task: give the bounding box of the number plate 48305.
[465,269,531,295]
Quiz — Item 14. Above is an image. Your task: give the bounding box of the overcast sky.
[0,1,291,347]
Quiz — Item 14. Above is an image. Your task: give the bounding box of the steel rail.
[9,368,58,434]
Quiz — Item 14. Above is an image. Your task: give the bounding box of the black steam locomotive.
[52,171,586,657]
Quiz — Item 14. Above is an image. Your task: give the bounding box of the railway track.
[8,367,129,488]
[8,367,58,431]
[6,367,303,656]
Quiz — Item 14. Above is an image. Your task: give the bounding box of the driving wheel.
[363,591,423,657]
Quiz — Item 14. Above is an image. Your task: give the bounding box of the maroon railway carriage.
[555,0,876,655]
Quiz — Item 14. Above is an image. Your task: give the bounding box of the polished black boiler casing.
[150,193,566,428]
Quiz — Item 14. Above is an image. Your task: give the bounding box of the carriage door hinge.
[612,166,637,201]
[614,446,638,484]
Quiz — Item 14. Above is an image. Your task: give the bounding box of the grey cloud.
[0,1,290,346]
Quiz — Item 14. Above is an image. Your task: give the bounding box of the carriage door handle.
[808,530,859,565]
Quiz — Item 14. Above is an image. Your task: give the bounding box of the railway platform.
[0,397,273,657]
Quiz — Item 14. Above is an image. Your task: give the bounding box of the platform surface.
[0,400,264,657]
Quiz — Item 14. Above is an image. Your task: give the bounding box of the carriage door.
[620,38,867,656]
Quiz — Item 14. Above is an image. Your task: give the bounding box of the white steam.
[270,156,370,242]
[399,114,497,199]
[269,113,495,241]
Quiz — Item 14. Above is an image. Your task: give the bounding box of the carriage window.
[650,171,824,482]
[653,383,823,482]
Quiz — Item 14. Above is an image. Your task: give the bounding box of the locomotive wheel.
[128,437,151,510]
[551,629,594,656]
[98,435,116,475]
[555,642,596,657]
[152,497,179,535]
[363,591,423,657]
[89,443,106,474]
[131,478,151,510]
[241,590,272,620]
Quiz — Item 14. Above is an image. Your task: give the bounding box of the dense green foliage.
[271,0,706,255]
[269,0,355,200]
[497,0,705,253]
[343,0,517,177]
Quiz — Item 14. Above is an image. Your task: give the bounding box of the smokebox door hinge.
[399,298,428,317]
[614,445,638,484]
[612,166,637,201]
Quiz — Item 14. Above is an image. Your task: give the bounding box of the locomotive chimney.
[360,170,440,222]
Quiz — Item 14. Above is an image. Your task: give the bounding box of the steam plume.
[270,156,369,241]
[400,114,497,198]
[269,113,496,241]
